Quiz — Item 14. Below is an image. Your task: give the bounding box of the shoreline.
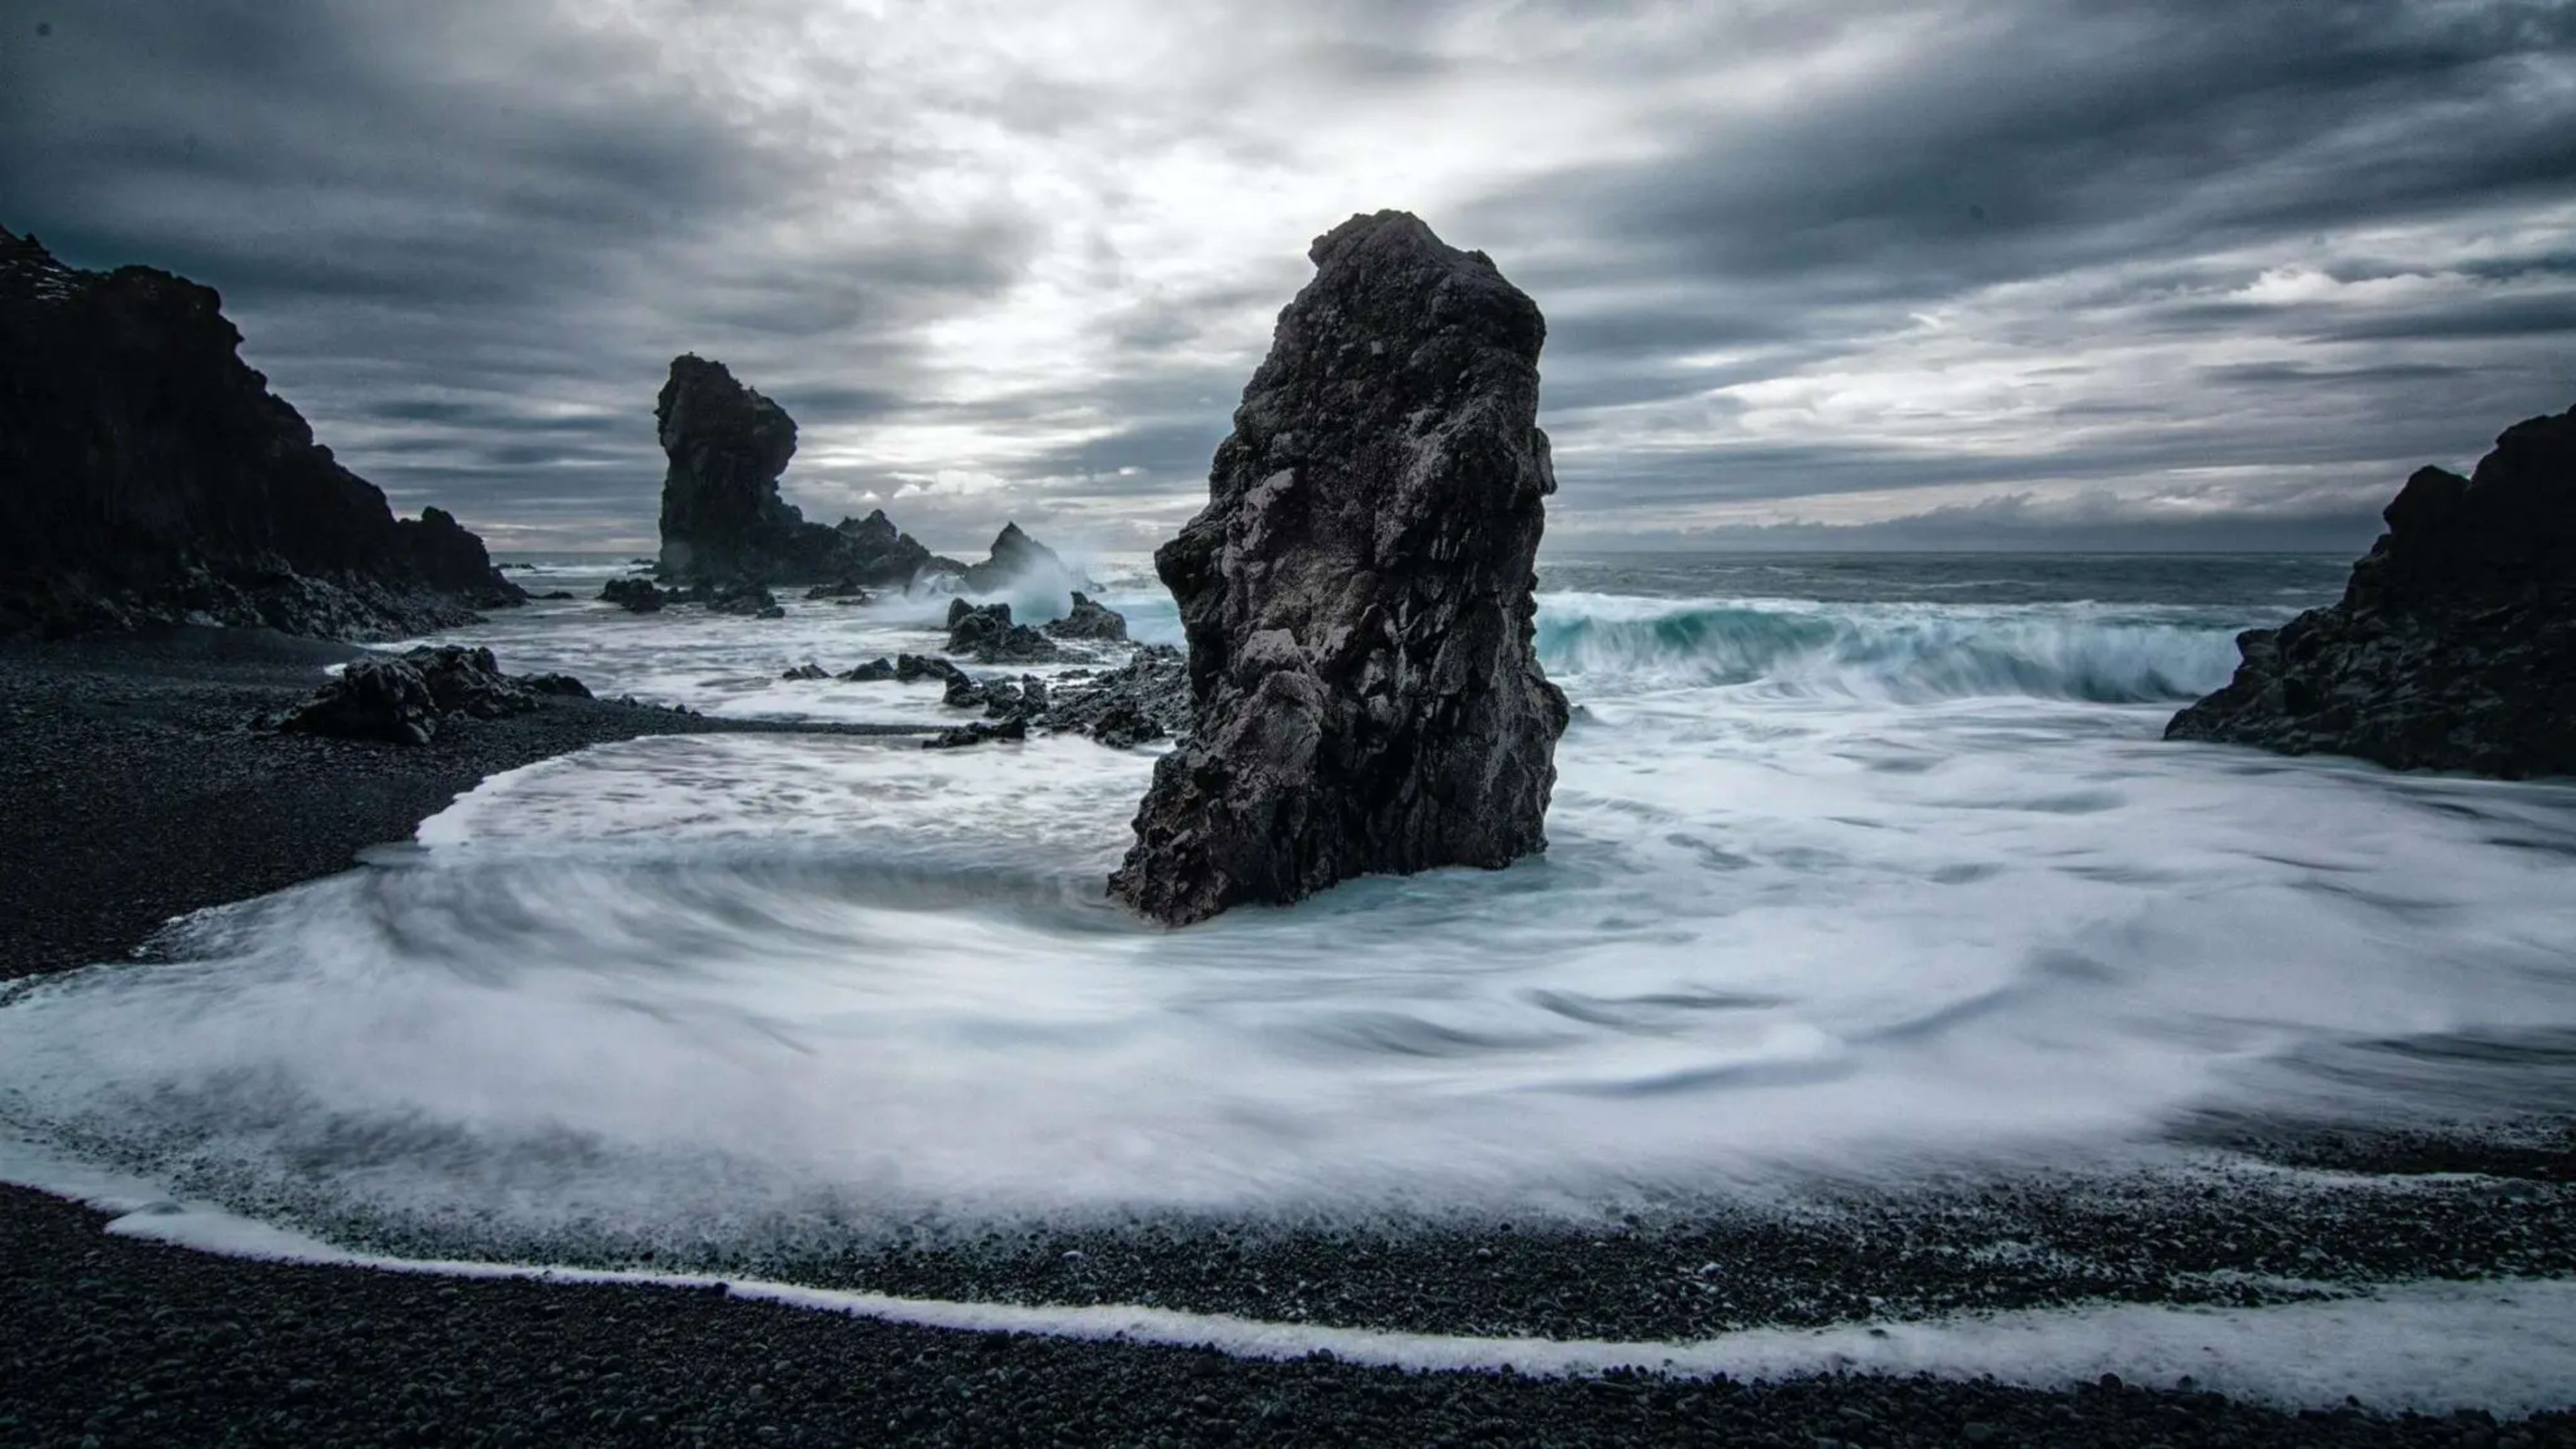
[3,625,2572,1444]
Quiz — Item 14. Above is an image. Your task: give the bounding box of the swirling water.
[5,552,2575,1252]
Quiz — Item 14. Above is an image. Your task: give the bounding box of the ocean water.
[5,551,2575,1247]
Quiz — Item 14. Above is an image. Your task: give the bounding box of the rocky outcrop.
[959,523,1073,592]
[0,226,525,640]
[278,646,587,745]
[600,577,670,612]
[652,355,949,586]
[945,599,1061,663]
[2167,405,2576,777]
[1040,645,1191,749]
[1044,592,1129,642]
[1108,211,1570,924]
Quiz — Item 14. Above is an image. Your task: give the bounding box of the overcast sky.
[6,0,2573,555]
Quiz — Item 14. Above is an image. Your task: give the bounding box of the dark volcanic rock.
[600,576,671,612]
[1044,590,1130,641]
[0,226,525,641]
[703,580,784,618]
[279,645,580,745]
[838,657,897,682]
[782,661,830,681]
[2168,405,2576,776]
[945,598,1062,662]
[895,652,973,688]
[652,356,943,586]
[922,715,1028,750]
[1040,643,1191,748]
[960,521,1074,592]
[1109,211,1569,924]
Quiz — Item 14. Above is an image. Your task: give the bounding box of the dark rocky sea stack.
[0,226,524,640]
[2168,403,2576,776]
[961,521,1071,591]
[1109,211,1570,925]
[652,356,943,586]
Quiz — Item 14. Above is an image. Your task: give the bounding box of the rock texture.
[1042,645,1191,749]
[652,355,952,586]
[945,599,1061,663]
[1108,211,1569,924]
[2167,404,2576,777]
[279,646,588,745]
[0,226,524,640]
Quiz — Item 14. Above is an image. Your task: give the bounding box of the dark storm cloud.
[3,0,2573,549]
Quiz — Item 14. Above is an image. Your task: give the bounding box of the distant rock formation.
[652,354,952,586]
[2167,404,2576,777]
[960,522,1073,592]
[1108,211,1570,924]
[279,646,588,745]
[0,226,525,640]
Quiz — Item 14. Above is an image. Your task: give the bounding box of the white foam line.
[4,1133,2569,1415]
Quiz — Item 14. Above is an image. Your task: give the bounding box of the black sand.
[2,627,2571,1446]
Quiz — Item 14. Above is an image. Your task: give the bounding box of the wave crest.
[1534,595,2247,704]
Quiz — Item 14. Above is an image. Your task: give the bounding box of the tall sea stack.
[1109,211,1570,925]
[652,354,945,586]
[2167,403,2576,777]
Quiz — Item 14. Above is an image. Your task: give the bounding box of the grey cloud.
[5,0,2573,551]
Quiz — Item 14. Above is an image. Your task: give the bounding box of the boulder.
[839,657,898,682]
[0,226,524,641]
[894,653,974,689]
[599,576,669,612]
[922,716,1028,750]
[1108,211,1570,924]
[2167,404,2576,776]
[782,662,830,681]
[1043,592,1130,642]
[945,598,1061,662]
[278,645,584,744]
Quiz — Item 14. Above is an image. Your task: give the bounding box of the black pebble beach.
[3,627,2572,1447]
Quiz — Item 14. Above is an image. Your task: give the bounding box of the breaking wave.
[1534,594,2253,703]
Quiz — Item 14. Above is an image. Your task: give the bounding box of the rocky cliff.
[2166,403,2576,777]
[1109,211,1570,924]
[0,226,523,640]
[651,354,957,588]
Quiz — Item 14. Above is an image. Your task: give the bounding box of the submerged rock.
[2167,404,2576,777]
[781,661,830,681]
[1043,592,1130,642]
[1108,212,1569,923]
[839,657,898,682]
[945,598,1061,663]
[0,227,523,641]
[922,716,1028,750]
[599,576,669,613]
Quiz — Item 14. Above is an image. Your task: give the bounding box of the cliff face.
[1109,211,1570,925]
[2167,404,2576,777]
[652,355,951,587]
[0,226,523,641]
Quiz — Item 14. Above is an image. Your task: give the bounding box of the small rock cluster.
[278,645,590,745]
[945,600,1061,662]
[598,576,784,618]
